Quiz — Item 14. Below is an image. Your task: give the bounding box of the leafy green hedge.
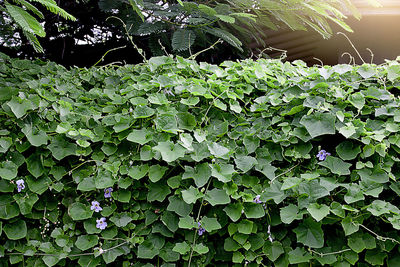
[2,52,400,266]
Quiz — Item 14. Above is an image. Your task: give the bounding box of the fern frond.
[24,30,44,53]
[203,27,243,52]
[29,0,76,21]
[12,0,44,19]
[172,29,195,51]
[5,3,45,37]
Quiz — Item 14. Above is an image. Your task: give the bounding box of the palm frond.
[29,0,76,21]
[5,3,45,37]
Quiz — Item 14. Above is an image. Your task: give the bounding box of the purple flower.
[104,188,113,198]
[16,179,25,192]
[96,217,107,230]
[253,195,262,204]
[197,222,206,236]
[90,201,102,212]
[316,150,331,161]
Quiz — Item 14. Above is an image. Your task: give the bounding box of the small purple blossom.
[16,179,25,192]
[96,217,107,230]
[253,195,262,204]
[90,201,102,212]
[316,150,331,161]
[104,188,113,198]
[197,222,206,236]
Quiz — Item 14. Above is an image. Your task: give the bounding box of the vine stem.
[269,162,299,184]
[188,178,213,267]
[308,248,351,257]
[5,241,129,258]
[357,224,400,244]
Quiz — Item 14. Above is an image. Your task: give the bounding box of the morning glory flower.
[90,201,102,212]
[104,187,113,198]
[316,150,331,161]
[253,195,262,204]
[16,179,25,192]
[197,222,206,236]
[96,217,107,230]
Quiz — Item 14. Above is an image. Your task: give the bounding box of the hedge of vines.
[2,52,400,266]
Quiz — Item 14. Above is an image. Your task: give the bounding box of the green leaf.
[281,177,301,190]
[263,241,284,262]
[22,124,48,146]
[307,203,330,222]
[348,92,365,110]
[207,142,230,159]
[0,137,12,153]
[216,14,235,23]
[182,186,203,204]
[110,212,132,227]
[147,181,171,202]
[288,247,313,264]
[336,141,361,160]
[128,164,149,180]
[358,168,389,183]
[234,156,257,172]
[237,220,253,234]
[341,216,359,236]
[3,220,27,240]
[201,217,221,232]
[223,203,243,222]
[13,192,38,215]
[133,105,155,118]
[211,163,235,183]
[182,163,211,187]
[280,204,302,224]
[155,114,178,133]
[193,243,209,254]
[293,218,324,248]
[0,161,18,180]
[300,112,336,138]
[172,242,190,255]
[243,202,265,218]
[48,136,77,160]
[232,251,244,263]
[153,141,186,162]
[127,129,153,145]
[178,216,196,229]
[318,156,351,176]
[161,211,179,232]
[77,177,96,191]
[205,188,230,206]
[177,112,196,131]
[148,164,168,183]
[68,203,93,221]
[75,235,99,251]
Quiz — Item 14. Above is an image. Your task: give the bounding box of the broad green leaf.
[22,124,48,147]
[3,220,27,240]
[210,163,235,183]
[207,142,230,158]
[182,163,211,187]
[263,241,284,262]
[128,164,149,180]
[237,220,253,234]
[243,202,265,218]
[127,129,153,145]
[148,164,168,183]
[288,247,313,264]
[178,216,196,229]
[181,186,203,204]
[280,204,302,224]
[300,112,336,138]
[110,212,132,227]
[0,161,18,180]
[153,141,186,162]
[147,181,171,202]
[48,136,77,160]
[318,156,351,176]
[133,105,155,118]
[307,203,330,222]
[348,92,365,110]
[201,217,221,232]
[234,155,257,172]
[172,242,190,255]
[75,235,99,251]
[6,96,33,118]
[223,203,243,222]
[205,188,230,206]
[167,195,193,217]
[293,218,324,248]
[193,243,209,254]
[68,203,93,221]
[336,141,361,160]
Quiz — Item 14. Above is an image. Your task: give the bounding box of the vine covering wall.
[1,52,400,266]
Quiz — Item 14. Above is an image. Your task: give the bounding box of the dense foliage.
[2,52,400,266]
[1,0,381,66]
